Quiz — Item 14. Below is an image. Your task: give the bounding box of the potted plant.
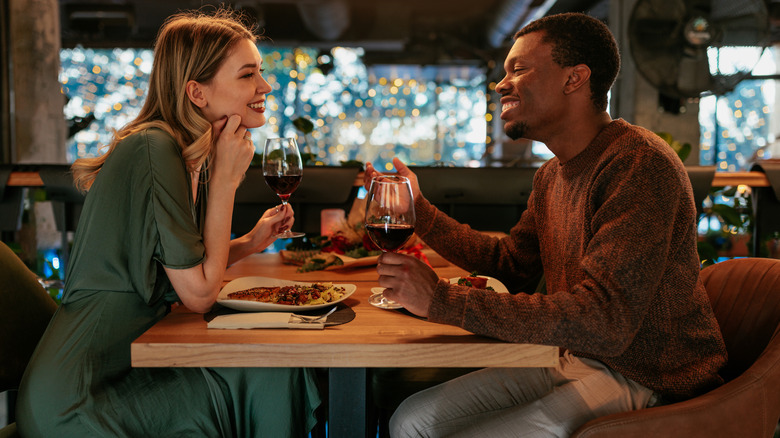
[657,132,753,266]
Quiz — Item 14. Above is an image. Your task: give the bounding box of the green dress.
[16,129,320,437]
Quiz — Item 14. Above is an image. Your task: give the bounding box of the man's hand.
[364,157,422,201]
[376,251,439,317]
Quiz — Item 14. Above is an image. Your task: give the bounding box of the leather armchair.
[0,242,58,435]
[571,257,780,438]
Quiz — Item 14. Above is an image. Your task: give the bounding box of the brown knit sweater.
[417,119,727,401]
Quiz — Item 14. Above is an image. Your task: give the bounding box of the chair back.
[412,166,537,233]
[0,242,58,393]
[701,257,780,382]
[570,257,780,438]
[0,165,24,233]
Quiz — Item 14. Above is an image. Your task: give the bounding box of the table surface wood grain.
[131,252,560,369]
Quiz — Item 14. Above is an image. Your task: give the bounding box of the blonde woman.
[17,8,320,437]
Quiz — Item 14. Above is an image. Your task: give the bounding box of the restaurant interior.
[2,0,780,436]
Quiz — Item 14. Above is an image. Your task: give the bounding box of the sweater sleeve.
[424,121,725,399]
[414,177,545,292]
[429,140,697,356]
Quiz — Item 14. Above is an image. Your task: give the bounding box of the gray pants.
[389,352,657,438]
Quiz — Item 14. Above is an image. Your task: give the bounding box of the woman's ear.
[186,80,208,108]
[563,65,591,95]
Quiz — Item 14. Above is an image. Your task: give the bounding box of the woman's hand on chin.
[211,114,255,188]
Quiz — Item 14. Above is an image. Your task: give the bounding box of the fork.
[292,306,337,323]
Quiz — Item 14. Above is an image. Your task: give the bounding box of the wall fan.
[628,0,771,99]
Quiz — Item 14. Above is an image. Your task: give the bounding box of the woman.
[17,8,320,437]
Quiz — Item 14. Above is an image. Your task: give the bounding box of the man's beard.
[505,120,528,141]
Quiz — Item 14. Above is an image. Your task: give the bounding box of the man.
[364,12,727,437]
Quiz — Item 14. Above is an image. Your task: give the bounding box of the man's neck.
[546,112,612,164]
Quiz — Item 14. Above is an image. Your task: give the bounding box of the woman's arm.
[164,115,255,313]
[227,204,293,265]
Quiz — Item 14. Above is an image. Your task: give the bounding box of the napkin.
[207,312,324,330]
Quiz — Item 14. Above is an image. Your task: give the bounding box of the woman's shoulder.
[115,127,181,160]
[121,127,177,148]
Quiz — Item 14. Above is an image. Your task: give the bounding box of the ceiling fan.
[628,0,771,99]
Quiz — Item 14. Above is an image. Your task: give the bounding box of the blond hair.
[71,7,258,191]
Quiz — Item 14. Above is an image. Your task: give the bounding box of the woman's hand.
[210,114,255,188]
[248,204,295,251]
[364,157,422,201]
[224,203,295,267]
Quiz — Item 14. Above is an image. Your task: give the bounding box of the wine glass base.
[275,231,305,239]
[368,291,404,309]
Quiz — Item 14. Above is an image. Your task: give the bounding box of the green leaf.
[710,204,744,228]
[292,117,315,134]
[697,241,719,267]
[656,132,674,144]
[339,159,365,169]
[268,149,284,161]
[720,186,738,197]
[300,152,317,166]
[655,131,691,161]
[675,142,691,162]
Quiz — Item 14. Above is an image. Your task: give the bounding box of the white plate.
[218,276,356,312]
[448,276,509,293]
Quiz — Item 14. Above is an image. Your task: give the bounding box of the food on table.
[227,283,346,305]
[455,275,494,291]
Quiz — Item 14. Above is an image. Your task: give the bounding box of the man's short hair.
[515,13,620,111]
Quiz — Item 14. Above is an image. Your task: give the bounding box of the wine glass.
[364,175,416,308]
[263,137,305,238]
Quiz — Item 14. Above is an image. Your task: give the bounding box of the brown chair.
[571,257,780,438]
[0,241,58,436]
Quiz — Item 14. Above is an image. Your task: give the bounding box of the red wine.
[366,223,414,252]
[265,175,301,200]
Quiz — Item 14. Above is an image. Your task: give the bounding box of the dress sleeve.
[145,130,205,269]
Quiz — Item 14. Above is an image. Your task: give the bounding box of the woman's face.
[196,38,272,128]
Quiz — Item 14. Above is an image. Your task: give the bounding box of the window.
[60,46,488,169]
[698,47,778,170]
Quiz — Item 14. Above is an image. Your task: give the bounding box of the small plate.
[218,276,356,312]
[368,290,404,310]
[449,276,509,293]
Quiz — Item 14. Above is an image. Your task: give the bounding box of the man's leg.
[390,353,654,438]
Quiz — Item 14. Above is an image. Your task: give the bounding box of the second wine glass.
[263,137,305,239]
[365,175,416,308]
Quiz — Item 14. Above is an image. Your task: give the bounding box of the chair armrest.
[570,374,770,438]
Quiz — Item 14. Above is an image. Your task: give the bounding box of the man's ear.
[563,65,591,95]
[186,80,208,108]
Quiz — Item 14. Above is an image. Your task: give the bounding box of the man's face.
[495,32,571,142]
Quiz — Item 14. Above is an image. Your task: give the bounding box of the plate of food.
[218,276,357,311]
[448,275,509,293]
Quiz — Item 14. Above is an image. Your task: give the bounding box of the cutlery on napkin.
[207,312,325,329]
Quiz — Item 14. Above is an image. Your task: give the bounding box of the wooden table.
[131,252,559,437]
[4,169,773,187]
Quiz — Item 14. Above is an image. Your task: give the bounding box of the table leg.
[328,368,368,438]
